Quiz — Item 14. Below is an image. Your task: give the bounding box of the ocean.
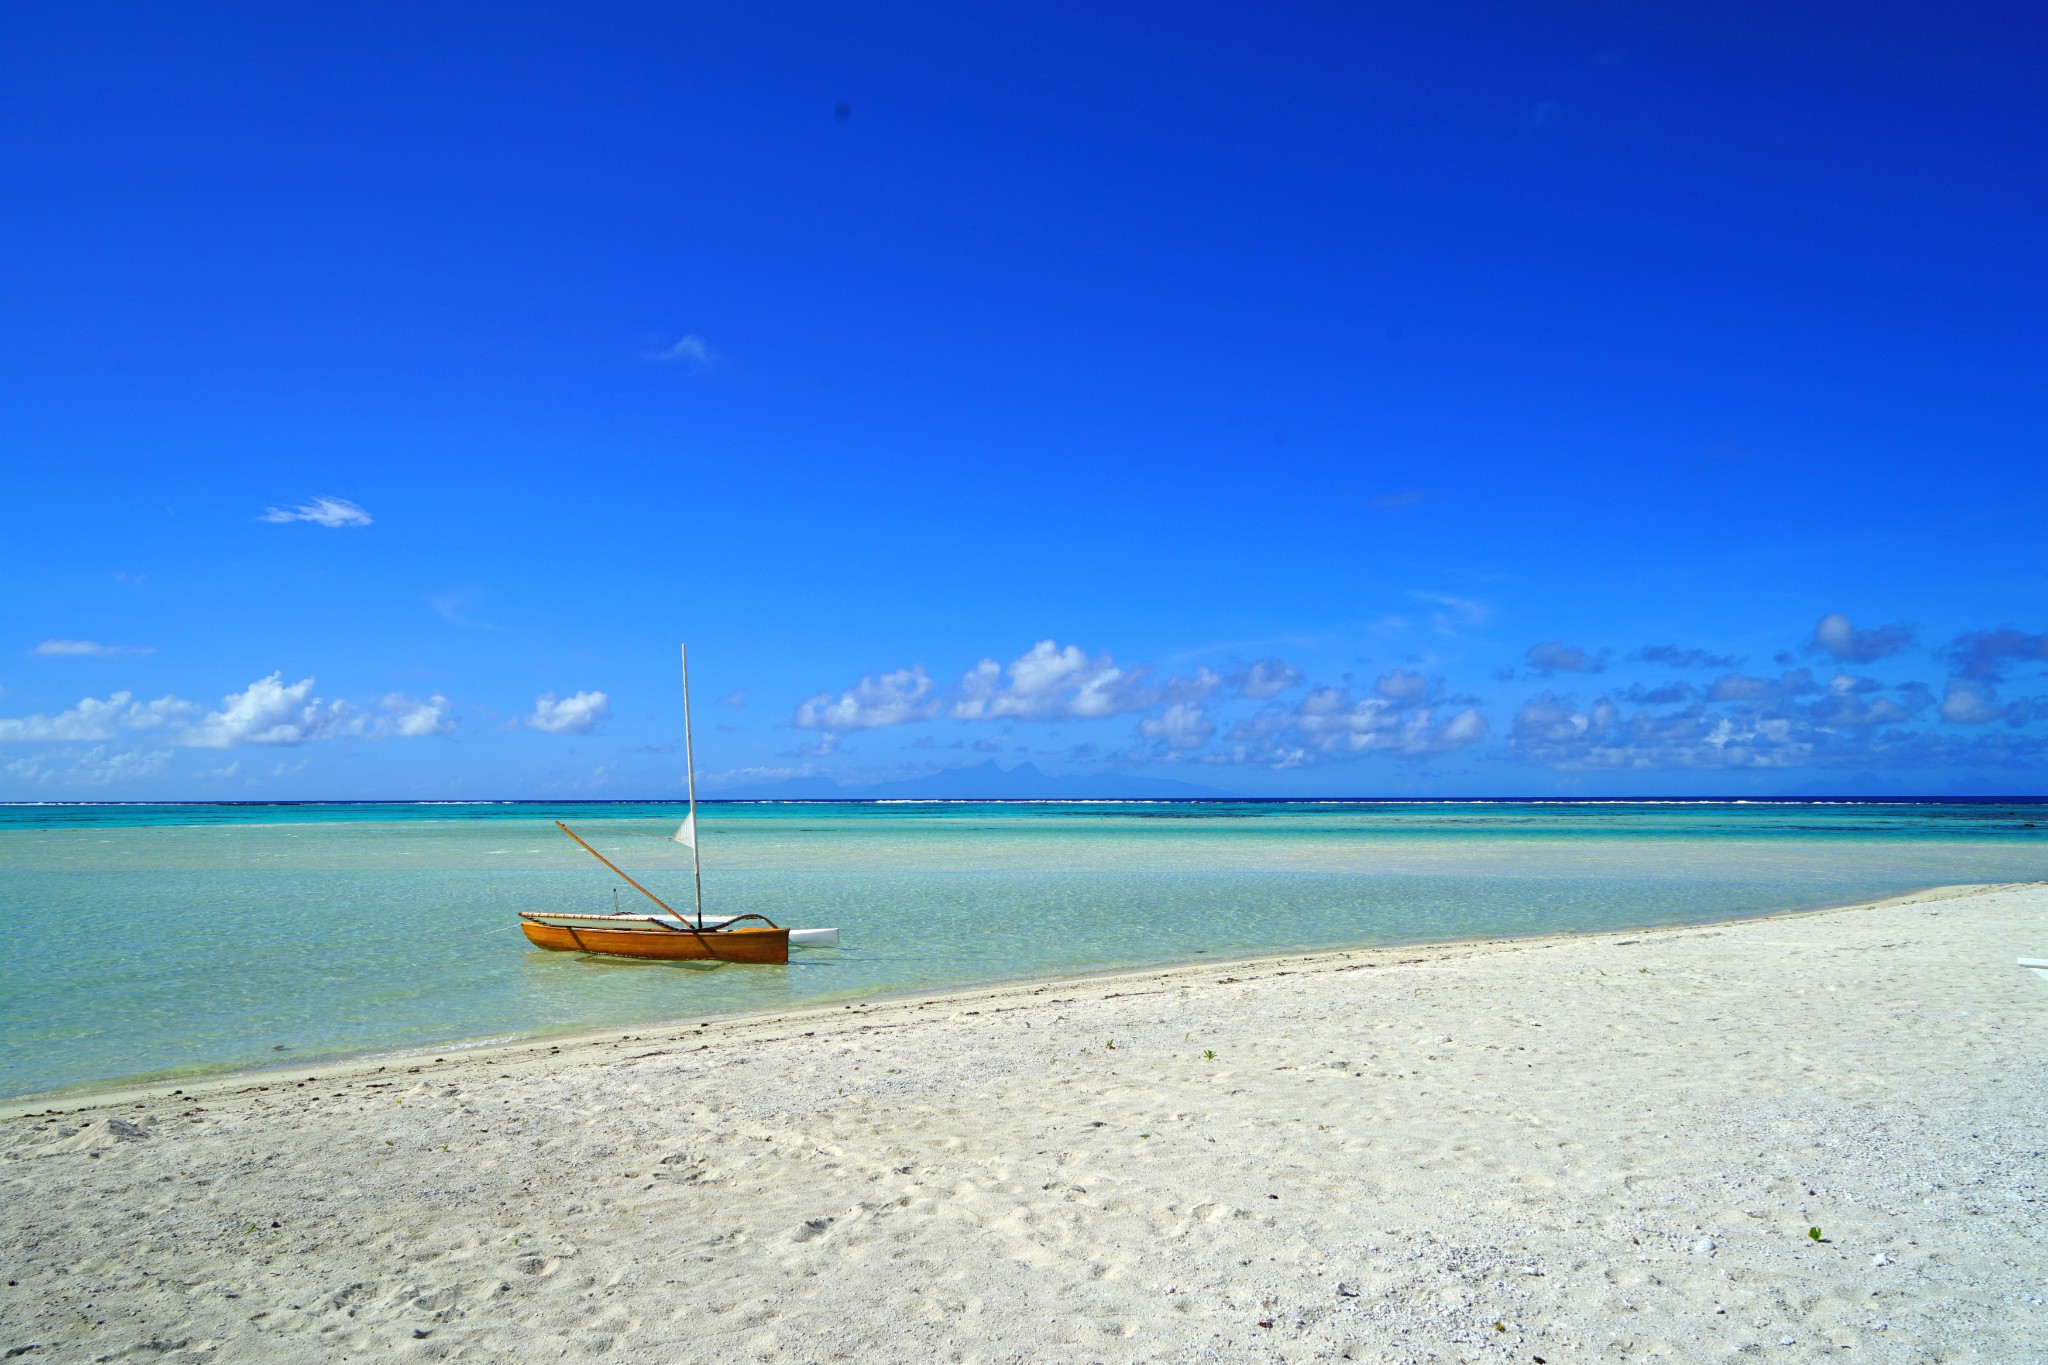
[2,799,2043,1098]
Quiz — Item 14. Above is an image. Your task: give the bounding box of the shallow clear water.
[2,800,2044,1098]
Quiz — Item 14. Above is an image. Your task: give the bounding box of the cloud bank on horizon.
[5,613,2043,795]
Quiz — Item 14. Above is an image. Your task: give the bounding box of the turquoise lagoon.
[2,799,2044,1098]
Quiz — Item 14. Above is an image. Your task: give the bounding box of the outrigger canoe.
[524,911,840,949]
[526,821,811,963]
[520,644,840,966]
[520,911,792,963]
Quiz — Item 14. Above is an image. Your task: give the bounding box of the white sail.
[671,812,697,849]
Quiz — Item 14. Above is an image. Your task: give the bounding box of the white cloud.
[951,641,1152,721]
[1633,644,1743,670]
[0,674,463,751]
[1236,658,1302,699]
[1290,685,1488,758]
[380,693,457,737]
[796,667,940,731]
[1507,671,1961,771]
[650,334,717,365]
[77,747,174,783]
[1707,669,1816,703]
[1809,613,1912,663]
[259,496,373,528]
[1526,641,1605,675]
[0,691,194,743]
[1946,627,2048,681]
[181,673,362,748]
[4,746,173,786]
[1139,701,1215,750]
[1939,680,2003,725]
[0,693,132,742]
[528,690,611,736]
[1374,668,1437,704]
[33,640,155,658]
[1220,669,1486,765]
[1439,708,1489,746]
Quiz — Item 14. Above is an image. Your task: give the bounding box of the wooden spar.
[681,642,704,926]
[553,821,685,919]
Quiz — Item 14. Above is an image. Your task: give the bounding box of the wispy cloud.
[3,746,173,786]
[1370,490,1425,510]
[649,334,718,365]
[1408,591,1490,633]
[259,496,373,528]
[426,588,495,629]
[528,690,611,736]
[33,639,155,658]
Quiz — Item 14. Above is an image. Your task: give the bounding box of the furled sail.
[671,812,696,849]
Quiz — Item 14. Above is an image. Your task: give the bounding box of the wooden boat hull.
[520,919,789,964]
[522,912,837,948]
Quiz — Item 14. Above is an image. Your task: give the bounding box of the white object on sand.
[2019,957,2048,984]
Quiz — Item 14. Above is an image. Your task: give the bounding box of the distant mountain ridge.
[709,759,1226,800]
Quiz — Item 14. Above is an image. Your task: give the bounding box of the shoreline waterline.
[7,798,2046,1098]
[4,878,2011,1117]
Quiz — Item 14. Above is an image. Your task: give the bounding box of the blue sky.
[3,2,2044,799]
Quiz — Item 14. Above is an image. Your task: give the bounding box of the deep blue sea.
[2,799,2044,1098]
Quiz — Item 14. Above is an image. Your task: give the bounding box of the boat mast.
[681,642,705,927]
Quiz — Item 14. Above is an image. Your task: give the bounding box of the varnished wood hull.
[520,919,790,963]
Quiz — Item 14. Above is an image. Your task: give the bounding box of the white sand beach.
[3,883,2044,1363]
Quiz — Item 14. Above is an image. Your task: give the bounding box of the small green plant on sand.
[1204,1049,1216,1060]
[1106,1040,1116,1050]
[1808,1226,1823,1242]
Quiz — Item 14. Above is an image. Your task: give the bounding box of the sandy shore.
[3,884,2044,1363]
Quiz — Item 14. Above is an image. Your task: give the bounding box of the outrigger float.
[518,645,839,965]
